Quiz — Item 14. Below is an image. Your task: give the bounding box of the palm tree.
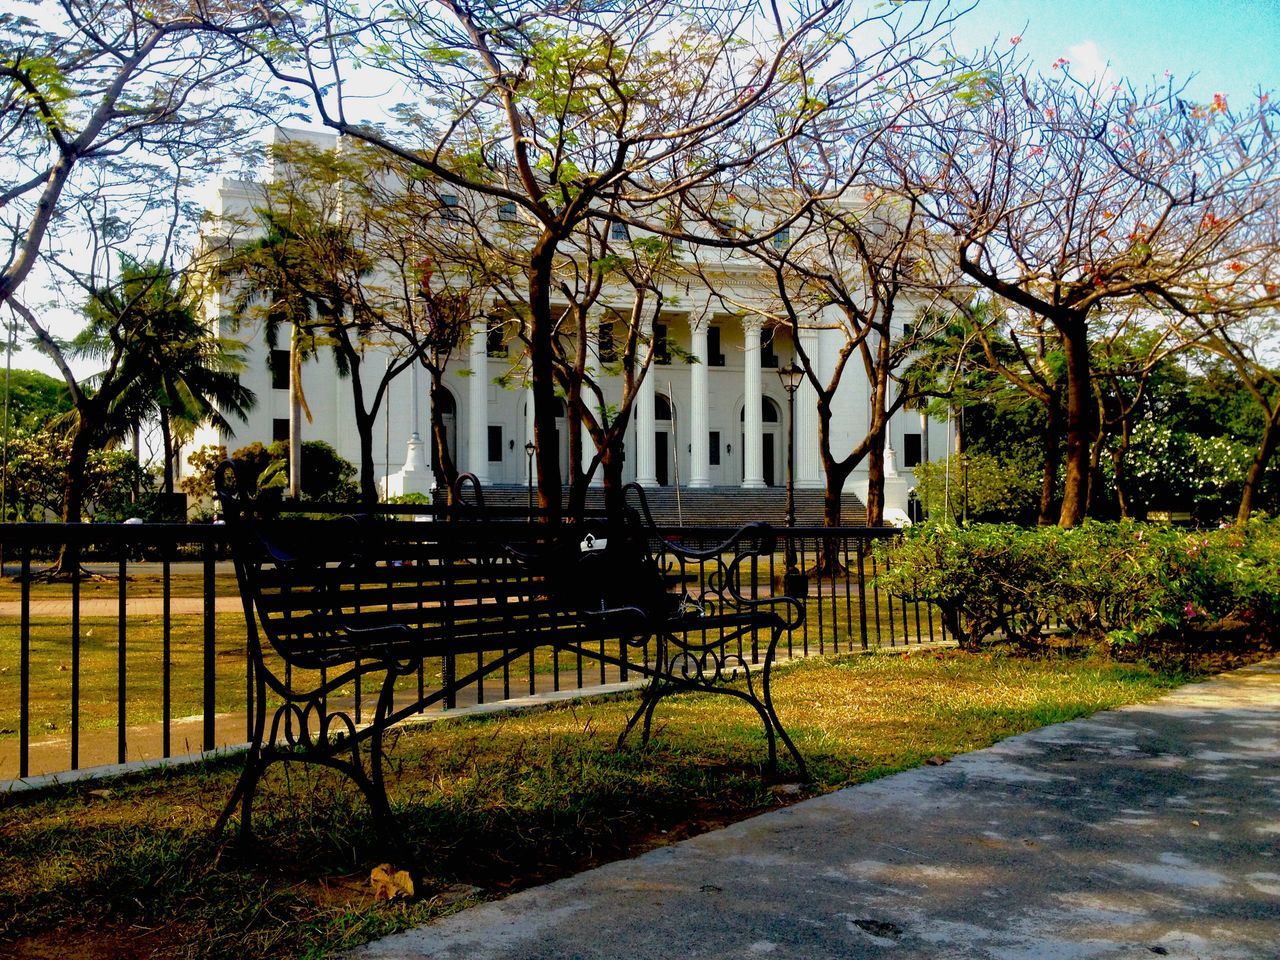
[79,259,256,496]
[220,213,325,499]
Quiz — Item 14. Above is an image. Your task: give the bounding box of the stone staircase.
[477,485,867,527]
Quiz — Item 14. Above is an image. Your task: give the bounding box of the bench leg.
[214,665,270,844]
[617,676,665,750]
[762,625,809,781]
[617,627,808,782]
[213,744,269,843]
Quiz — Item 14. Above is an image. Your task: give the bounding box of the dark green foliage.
[877,519,1280,650]
[230,439,357,504]
[1,369,73,433]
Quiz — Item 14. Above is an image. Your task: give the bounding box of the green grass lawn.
[0,648,1197,960]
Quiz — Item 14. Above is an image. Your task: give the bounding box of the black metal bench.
[213,461,807,841]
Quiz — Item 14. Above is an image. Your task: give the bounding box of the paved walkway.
[352,659,1280,960]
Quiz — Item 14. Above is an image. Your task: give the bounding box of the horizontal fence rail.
[0,520,945,784]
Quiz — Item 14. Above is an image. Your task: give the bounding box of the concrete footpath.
[352,659,1280,960]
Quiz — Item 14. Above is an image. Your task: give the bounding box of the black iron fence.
[0,520,944,783]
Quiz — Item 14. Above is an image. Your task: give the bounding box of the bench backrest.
[214,461,667,669]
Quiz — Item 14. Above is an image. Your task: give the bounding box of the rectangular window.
[654,321,670,365]
[610,221,627,241]
[773,224,791,249]
[760,336,778,369]
[708,325,725,367]
[597,321,616,363]
[272,418,289,443]
[269,349,289,390]
[486,323,507,357]
[709,431,721,466]
[440,194,461,221]
[497,200,517,222]
[488,425,503,463]
[903,433,922,468]
[901,322,915,342]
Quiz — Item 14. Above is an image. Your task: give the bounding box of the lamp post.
[776,360,805,595]
[525,440,536,514]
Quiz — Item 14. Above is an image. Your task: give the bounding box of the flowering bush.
[876,519,1280,650]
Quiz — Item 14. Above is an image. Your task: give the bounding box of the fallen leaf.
[925,755,949,766]
[370,863,415,902]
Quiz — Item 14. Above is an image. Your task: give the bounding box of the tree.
[0,368,71,433]
[1,0,282,314]
[246,0,898,515]
[100,265,256,495]
[886,57,1280,525]
[904,301,1068,525]
[1191,313,1280,523]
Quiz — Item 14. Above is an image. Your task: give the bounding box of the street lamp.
[525,440,536,513]
[776,360,805,595]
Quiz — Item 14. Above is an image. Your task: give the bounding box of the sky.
[947,0,1280,102]
[5,0,1279,378]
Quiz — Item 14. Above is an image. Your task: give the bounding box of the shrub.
[876,518,1280,651]
[182,440,359,508]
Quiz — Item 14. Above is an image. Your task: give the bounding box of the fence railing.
[0,520,944,783]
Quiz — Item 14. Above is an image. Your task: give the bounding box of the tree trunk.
[816,397,853,574]
[1057,321,1093,527]
[1237,402,1280,525]
[598,443,626,515]
[343,357,380,507]
[288,333,303,500]
[160,412,175,496]
[528,237,563,518]
[1112,419,1133,520]
[47,422,97,576]
[864,430,886,527]
[429,373,458,504]
[1038,398,1062,526]
[130,417,141,503]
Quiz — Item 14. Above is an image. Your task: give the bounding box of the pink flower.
[1183,601,1198,619]
[1009,35,1022,45]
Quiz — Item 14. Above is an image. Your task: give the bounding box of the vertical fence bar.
[841,537,855,655]
[19,545,31,779]
[855,538,869,651]
[750,553,759,664]
[797,536,808,658]
[202,541,216,753]
[117,551,127,765]
[869,544,883,646]
[70,556,81,772]
[163,551,172,758]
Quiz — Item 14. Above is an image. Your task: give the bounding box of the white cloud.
[1066,40,1115,86]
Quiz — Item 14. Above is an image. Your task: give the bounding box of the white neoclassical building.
[189,130,944,520]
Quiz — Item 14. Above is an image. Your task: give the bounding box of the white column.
[468,317,490,482]
[634,318,658,486]
[687,317,710,488]
[741,317,765,488]
[796,328,822,488]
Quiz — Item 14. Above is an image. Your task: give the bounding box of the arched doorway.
[655,393,674,486]
[740,397,781,487]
